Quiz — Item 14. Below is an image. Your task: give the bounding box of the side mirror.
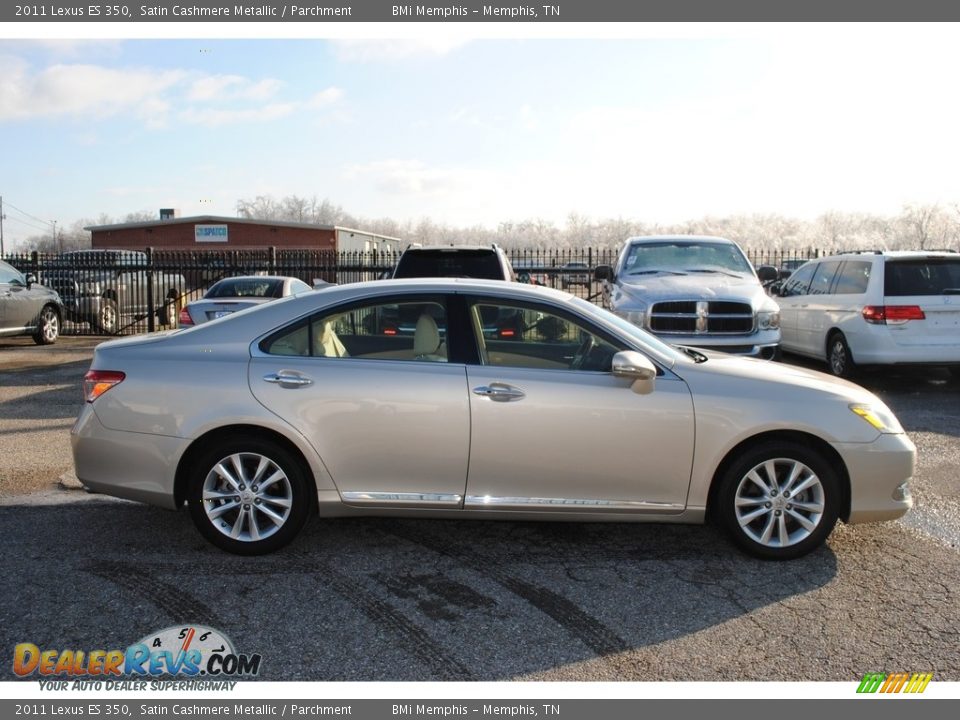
[756,265,778,283]
[612,350,657,394]
[25,274,37,288]
[594,265,614,282]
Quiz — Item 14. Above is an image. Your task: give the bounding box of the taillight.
[178,307,193,326]
[499,328,516,338]
[862,305,926,325]
[83,371,125,403]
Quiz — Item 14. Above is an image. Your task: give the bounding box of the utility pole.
[0,195,5,257]
[52,220,58,252]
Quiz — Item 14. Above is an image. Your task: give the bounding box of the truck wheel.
[95,299,119,335]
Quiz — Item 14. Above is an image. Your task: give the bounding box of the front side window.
[781,262,818,297]
[0,262,23,285]
[262,298,448,362]
[468,300,621,372]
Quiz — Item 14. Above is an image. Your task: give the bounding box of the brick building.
[85,214,401,254]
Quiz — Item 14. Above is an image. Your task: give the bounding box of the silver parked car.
[0,258,63,345]
[72,279,914,559]
[179,275,313,326]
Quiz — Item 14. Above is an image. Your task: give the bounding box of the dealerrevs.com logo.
[13,626,261,689]
[857,672,933,694]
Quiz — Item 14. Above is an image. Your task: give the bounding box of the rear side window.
[833,261,871,294]
[885,258,960,296]
[394,250,504,280]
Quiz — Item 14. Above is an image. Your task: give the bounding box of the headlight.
[757,310,780,330]
[613,305,647,327]
[849,403,904,434]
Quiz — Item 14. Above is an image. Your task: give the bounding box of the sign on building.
[195,225,229,243]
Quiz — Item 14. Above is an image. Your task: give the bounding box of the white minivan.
[774,251,960,378]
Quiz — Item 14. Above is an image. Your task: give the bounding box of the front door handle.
[263,372,313,388]
[472,383,525,402]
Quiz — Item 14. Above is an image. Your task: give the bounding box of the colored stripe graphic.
[857,672,932,694]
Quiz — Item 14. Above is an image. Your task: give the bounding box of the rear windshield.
[393,249,504,280]
[884,258,960,296]
[207,278,284,298]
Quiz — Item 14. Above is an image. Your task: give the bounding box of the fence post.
[146,247,155,334]
[269,246,276,273]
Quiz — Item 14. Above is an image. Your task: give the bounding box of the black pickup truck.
[46,250,185,334]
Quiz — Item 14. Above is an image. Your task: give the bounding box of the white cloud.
[179,103,298,128]
[309,87,344,107]
[330,39,468,63]
[186,75,283,102]
[0,57,185,122]
[345,159,458,195]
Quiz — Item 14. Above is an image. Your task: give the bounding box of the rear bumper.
[71,404,186,509]
[848,325,960,365]
[835,433,916,523]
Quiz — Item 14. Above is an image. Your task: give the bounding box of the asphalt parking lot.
[1,336,958,681]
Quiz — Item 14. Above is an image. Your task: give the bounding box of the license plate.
[212,311,233,319]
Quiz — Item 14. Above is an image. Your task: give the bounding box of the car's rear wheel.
[32,305,60,345]
[827,331,856,378]
[717,441,839,560]
[187,437,311,555]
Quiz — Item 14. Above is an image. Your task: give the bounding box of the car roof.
[625,235,736,245]
[822,250,960,260]
[401,244,501,252]
[212,275,301,282]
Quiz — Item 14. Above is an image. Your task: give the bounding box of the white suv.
[774,251,960,378]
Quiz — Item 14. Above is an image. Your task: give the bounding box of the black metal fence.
[2,246,824,337]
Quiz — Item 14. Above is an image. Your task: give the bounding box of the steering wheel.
[570,334,596,370]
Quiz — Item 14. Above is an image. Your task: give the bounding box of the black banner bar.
[4,1,960,23]
[1,700,958,720]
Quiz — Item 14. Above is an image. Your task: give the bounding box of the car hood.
[675,348,880,403]
[674,353,898,442]
[617,272,762,300]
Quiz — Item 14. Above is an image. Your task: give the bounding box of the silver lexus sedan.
[72,279,915,559]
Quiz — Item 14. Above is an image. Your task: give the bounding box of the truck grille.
[649,300,754,335]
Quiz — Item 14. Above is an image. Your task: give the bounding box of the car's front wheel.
[187,436,312,555]
[32,305,60,345]
[717,441,840,560]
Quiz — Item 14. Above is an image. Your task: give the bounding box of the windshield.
[622,240,753,276]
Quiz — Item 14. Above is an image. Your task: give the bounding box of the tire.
[826,331,856,378]
[187,436,312,555]
[32,305,60,345]
[716,441,840,560]
[95,298,119,335]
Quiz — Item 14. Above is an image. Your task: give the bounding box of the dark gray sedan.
[179,275,312,326]
[0,259,63,344]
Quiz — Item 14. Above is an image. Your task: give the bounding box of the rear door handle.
[472,383,525,402]
[263,372,313,388]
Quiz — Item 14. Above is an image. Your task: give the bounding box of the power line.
[5,215,54,233]
[3,200,55,227]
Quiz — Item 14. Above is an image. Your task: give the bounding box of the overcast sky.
[3,27,960,246]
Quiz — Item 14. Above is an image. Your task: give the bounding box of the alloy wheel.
[734,458,825,548]
[202,452,293,543]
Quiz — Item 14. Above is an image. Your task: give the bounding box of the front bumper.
[835,432,916,523]
[71,404,187,510]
